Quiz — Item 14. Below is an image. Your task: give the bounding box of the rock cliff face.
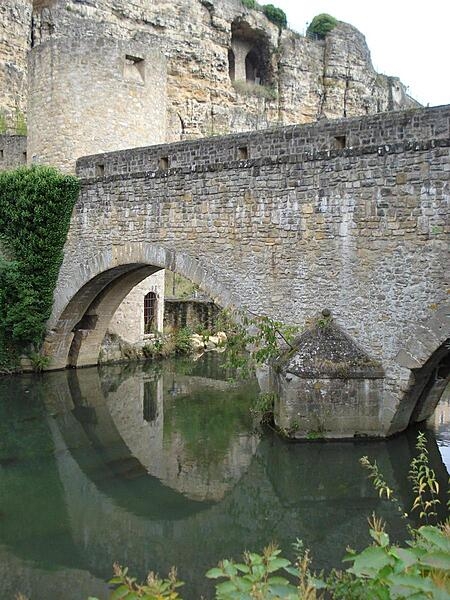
[1,0,418,154]
[0,0,31,132]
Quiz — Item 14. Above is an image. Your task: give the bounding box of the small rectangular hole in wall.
[22,151,27,163]
[0,149,4,160]
[124,54,145,83]
[334,135,346,149]
[159,156,169,170]
[238,146,248,160]
[95,164,105,177]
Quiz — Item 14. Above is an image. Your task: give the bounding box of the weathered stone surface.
[276,321,384,379]
[0,0,31,132]
[43,105,449,437]
[0,134,27,172]
[273,321,384,438]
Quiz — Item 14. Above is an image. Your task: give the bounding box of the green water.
[0,355,448,600]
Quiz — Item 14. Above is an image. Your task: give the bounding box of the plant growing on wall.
[307,14,338,38]
[262,4,287,28]
[15,111,27,136]
[0,166,79,370]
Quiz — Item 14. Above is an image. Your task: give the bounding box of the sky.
[273,1,449,107]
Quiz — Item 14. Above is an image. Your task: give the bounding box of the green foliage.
[232,80,278,101]
[361,431,442,525]
[15,111,27,136]
[324,517,450,599]
[307,14,338,38]
[241,0,257,9]
[251,391,277,425]
[0,111,7,134]
[262,4,287,28]
[173,327,193,355]
[95,562,184,600]
[206,543,304,599]
[409,432,441,523]
[0,166,79,369]
[219,309,299,378]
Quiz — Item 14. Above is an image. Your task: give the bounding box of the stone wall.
[27,30,166,172]
[164,299,221,331]
[0,0,31,132]
[109,271,165,344]
[0,134,27,171]
[45,105,450,436]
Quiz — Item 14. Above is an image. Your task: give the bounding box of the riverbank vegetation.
[0,166,79,373]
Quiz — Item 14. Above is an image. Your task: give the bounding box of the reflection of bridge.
[43,105,450,437]
[2,365,449,600]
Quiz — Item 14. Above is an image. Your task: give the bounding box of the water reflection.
[0,358,448,600]
[428,382,450,471]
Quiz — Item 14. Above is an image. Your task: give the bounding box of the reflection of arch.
[245,49,261,84]
[392,304,450,433]
[53,368,211,519]
[44,243,238,369]
[228,48,235,82]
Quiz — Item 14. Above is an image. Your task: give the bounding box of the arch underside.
[43,244,237,370]
[409,340,450,424]
[391,304,450,433]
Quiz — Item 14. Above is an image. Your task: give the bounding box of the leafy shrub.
[173,327,193,355]
[0,111,7,134]
[262,4,287,28]
[307,14,338,38]
[15,111,27,136]
[241,0,257,9]
[0,166,79,369]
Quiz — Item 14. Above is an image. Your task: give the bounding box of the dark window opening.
[0,149,4,160]
[22,151,27,163]
[95,164,105,177]
[159,156,169,171]
[124,54,145,83]
[334,136,347,149]
[143,381,158,422]
[238,146,248,160]
[144,292,157,333]
[228,48,236,82]
[245,49,261,84]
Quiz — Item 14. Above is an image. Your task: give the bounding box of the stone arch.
[245,48,261,83]
[230,19,272,86]
[43,243,239,370]
[391,304,450,433]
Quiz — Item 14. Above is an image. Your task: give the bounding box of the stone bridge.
[43,105,450,437]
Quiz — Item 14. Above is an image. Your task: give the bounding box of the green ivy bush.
[241,0,257,9]
[307,13,338,38]
[262,4,287,28]
[0,166,79,370]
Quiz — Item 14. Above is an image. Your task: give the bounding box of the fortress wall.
[0,0,31,131]
[76,105,449,178]
[0,135,27,172]
[27,33,166,172]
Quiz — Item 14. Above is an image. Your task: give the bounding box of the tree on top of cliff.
[307,13,338,38]
[262,4,287,28]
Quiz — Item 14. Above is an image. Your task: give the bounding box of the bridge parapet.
[76,105,450,180]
